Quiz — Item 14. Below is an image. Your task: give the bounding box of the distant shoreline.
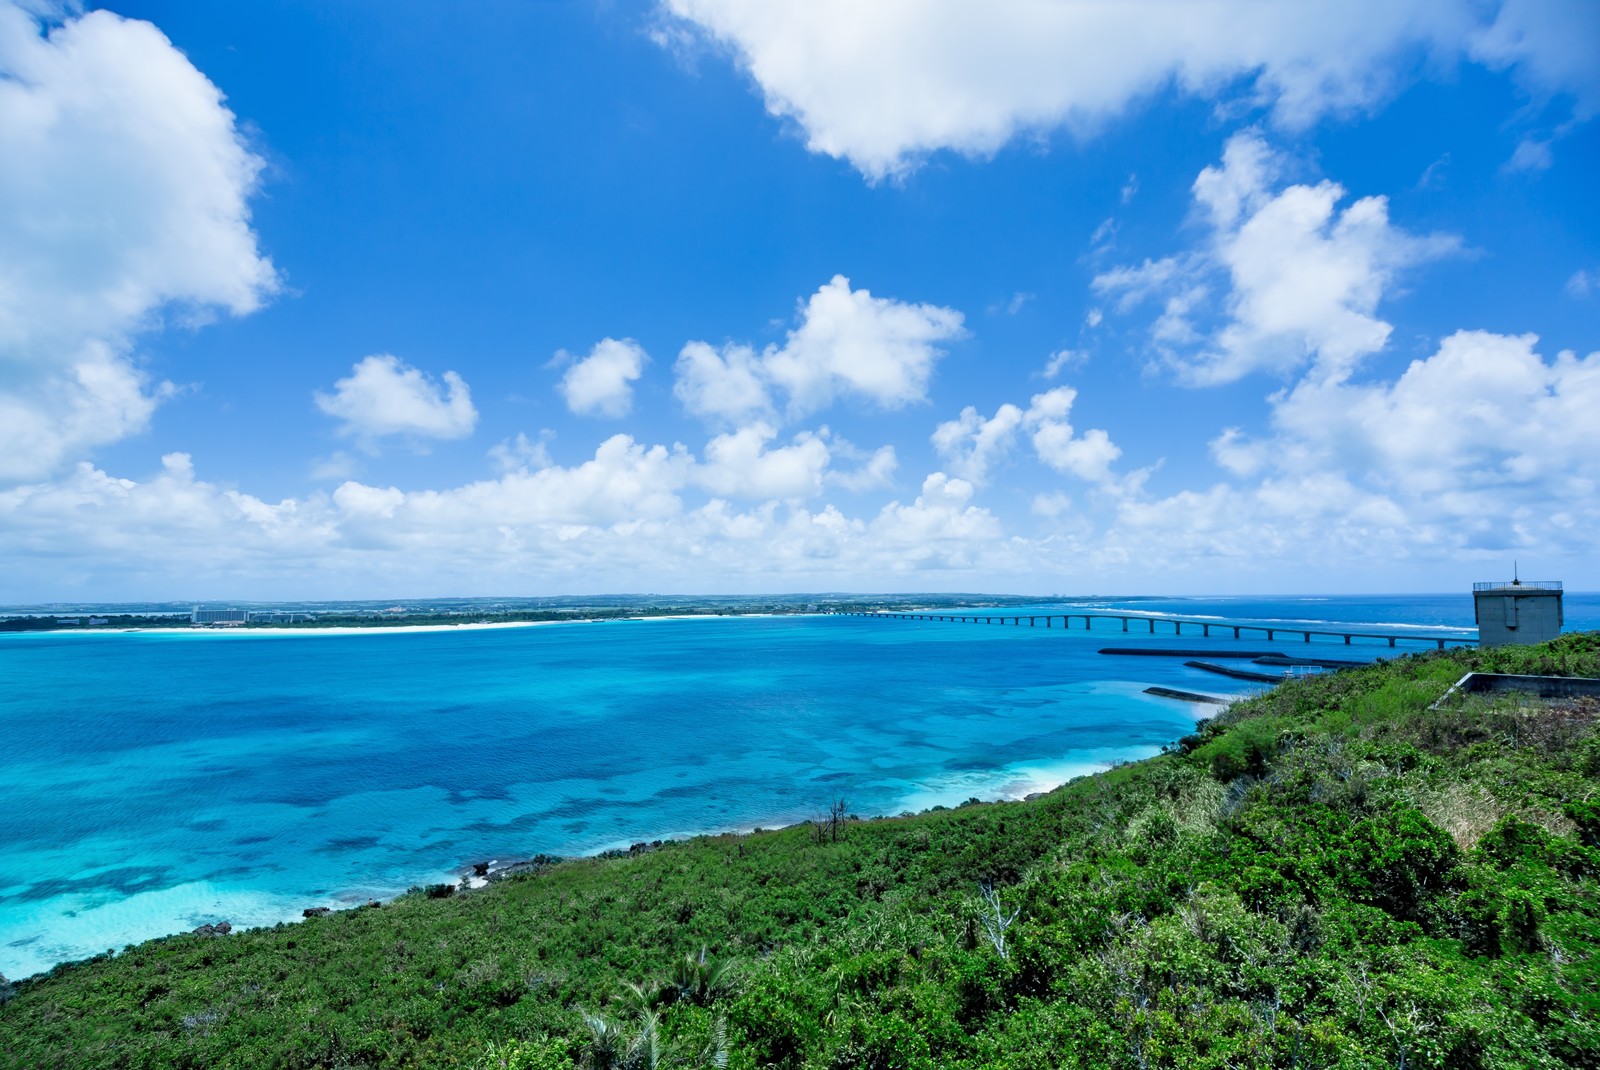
[2,612,812,638]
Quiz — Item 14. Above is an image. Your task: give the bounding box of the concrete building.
[191,607,249,625]
[1474,579,1563,647]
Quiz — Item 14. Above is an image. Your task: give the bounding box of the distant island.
[0,593,1095,633]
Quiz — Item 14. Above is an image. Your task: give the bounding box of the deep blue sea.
[3,593,1596,978]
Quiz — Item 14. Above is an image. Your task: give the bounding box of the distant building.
[55,617,81,627]
[1474,578,1563,647]
[87,617,109,626]
[192,607,249,625]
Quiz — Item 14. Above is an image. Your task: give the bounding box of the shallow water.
[3,593,1595,978]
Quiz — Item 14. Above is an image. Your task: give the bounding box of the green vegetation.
[0,614,184,632]
[3,636,1598,1068]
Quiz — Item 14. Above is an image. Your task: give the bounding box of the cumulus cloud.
[674,275,965,424]
[766,275,965,414]
[557,337,649,418]
[1264,331,1600,498]
[829,443,898,492]
[315,355,478,446]
[657,0,1593,180]
[0,445,1030,597]
[488,431,555,474]
[1096,329,1600,579]
[1095,132,1459,384]
[695,423,831,500]
[933,387,1120,485]
[0,0,278,481]
[674,341,773,424]
[931,402,1024,484]
[1025,387,1122,483]
[868,473,1003,568]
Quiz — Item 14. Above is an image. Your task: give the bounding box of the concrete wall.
[1474,588,1564,647]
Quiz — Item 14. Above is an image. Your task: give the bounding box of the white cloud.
[991,291,1033,315]
[673,341,773,424]
[1042,350,1087,379]
[1115,330,1600,576]
[1503,136,1553,173]
[315,354,478,446]
[488,431,555,473]
[931,402,1024,484]
[333,481,405,520]
[1089,218,1118,250]
[674,275,964,424]
[695,422,831,500]
[309,451,359,482]
[829,443,897,492]
[1208,427,1267,478]
[0,0,278,481]
[765,275,965,414]
[557,337,649,419]
[1267,330,1600,497]
[1093,257,1185,313]
[0,343,167,481]
[6,325,1598,596]
[868,473,1003,567]
[1024,386,1122,483]
[1096,132,1459,384]
[0,445,1030,597]
[1568,269,1596,298]
[1469,0,1600,121]
[932,387,1121,486]
[1031,491,1073,518]
[655,0,1587,180]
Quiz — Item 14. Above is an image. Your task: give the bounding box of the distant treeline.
[1,597,1063,632]
[0,614,184,632]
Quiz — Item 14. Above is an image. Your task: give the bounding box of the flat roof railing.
[1473,581,1562,592]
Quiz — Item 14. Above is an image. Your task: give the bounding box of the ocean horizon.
[4,591,1597,980]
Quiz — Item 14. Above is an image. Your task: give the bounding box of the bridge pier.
[1388,637,1396,647]
[1344,635,1352,645]
[1202,624,1210,637]
[1267,629,1275,641]
[1122,618,1129,632]
[1149,619,1156,633]
[1233,626,1241,638]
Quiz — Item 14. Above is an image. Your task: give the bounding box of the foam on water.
[3,594,1596,978]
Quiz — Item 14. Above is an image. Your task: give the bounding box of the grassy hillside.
[3,636,1598,1069]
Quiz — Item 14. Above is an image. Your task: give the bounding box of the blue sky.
[1,0,1596,600]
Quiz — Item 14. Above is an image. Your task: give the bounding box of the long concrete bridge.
[835,610,1475,650]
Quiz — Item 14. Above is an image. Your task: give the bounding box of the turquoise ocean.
[3,593,1596,979]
